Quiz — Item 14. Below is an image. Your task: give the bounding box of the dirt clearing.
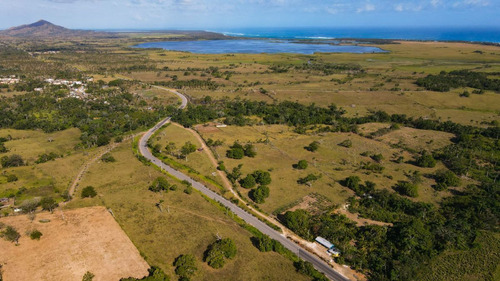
[0,206,149,281]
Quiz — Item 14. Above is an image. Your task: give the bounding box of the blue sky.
[0,0,498,30]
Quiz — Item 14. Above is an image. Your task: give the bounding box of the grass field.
[150,123,225,189]
[65,139,310,281]
[0,128,89,202]
[197,124,467,214]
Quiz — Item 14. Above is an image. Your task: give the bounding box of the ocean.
[212,27,500,43]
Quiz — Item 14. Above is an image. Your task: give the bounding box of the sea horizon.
[94,26,500,43]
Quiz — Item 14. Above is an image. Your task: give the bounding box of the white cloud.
[357,3,375,13]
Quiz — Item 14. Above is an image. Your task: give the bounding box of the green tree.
[252,170,272,185]
[20,198,40,214]
[40,197,58,213]
[239,174,256,189]
[174,254,197,279]
[204,238,237,269]
[280,210,312,240]
[250,185,270,203]
[81,186,97,198]
[181,141,197,160]
[120,266,170,281]
[293,160,308,170]
[344,176,361,190]
[164,142,176,155]
[226,142,245,159]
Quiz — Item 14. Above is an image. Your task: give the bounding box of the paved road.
[139,88,349,281]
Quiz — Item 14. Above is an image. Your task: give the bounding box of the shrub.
[81,186,97,198]
[2,225,20,244]
[29,229,43,240]
[184,185,193,195]
[35,152,60,164]
[293,160,308,170]
[6,174,18,182]
[243,144,257,157]
[1,154,24,168]
[338,139,352,148]
[174,254,197,279]
[82,271,95,281]
[305,141,320,152]
[297,174,320,185]
[120,266,169,281]
[416,151,436,168]
[371,153,384,163]
[149,177,170,192]
[101,153,116,163]
[394,181,419,197]
[434,170,461,189]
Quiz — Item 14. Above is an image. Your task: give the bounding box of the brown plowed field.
[0,207,149,281]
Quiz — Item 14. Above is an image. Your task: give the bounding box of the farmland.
[0,32,498,281]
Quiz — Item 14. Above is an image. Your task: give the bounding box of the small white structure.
[315,236,341,257]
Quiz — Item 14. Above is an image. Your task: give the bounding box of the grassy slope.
[0,128,86,200]
[198,124,464,214]
[65,139,309,281]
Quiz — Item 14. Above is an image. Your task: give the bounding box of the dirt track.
[0,207,149,281]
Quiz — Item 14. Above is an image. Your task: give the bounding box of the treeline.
[270,61,363,75]
[154,79,222,90]
[172,100,348,128]
[0,88,174,147]
[416,70,500,92]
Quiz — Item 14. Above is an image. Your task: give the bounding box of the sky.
[0,0,499,30]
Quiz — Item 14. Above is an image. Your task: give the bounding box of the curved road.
[139,88,349,281]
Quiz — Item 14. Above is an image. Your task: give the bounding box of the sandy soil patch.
[0,206,149,281]
[335,207,392,227]
[194,123,222,134]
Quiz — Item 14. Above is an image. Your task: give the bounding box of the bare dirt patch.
[194,123,221,134]
[0,206,149,281]
[335,207,392,227]
[376,127,454,151]
[287,193,334,216]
